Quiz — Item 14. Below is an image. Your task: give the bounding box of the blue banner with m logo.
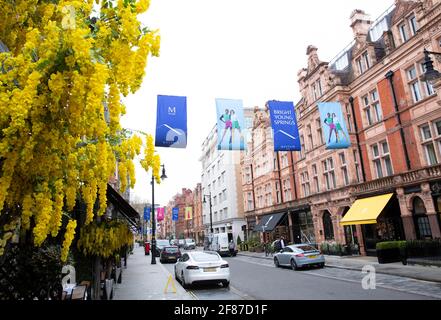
[268,101,301,152]
[155,95,187,148]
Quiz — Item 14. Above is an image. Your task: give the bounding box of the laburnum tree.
[0,0,161,262]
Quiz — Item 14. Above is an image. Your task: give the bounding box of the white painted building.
[200,126,246,244]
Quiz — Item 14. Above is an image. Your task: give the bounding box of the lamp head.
[422,49,441,84]
[160,165,167,180]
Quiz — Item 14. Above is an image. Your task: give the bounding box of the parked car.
[160,246,182,263]
[184,239,196,250]
[208,233,230,256]
[154,239,171,257]
[178,239,186,248]
[174,251,230,288]
[273,244,325,270]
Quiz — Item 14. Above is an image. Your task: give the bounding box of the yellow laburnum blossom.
[61,219,77,262]
[77,220,133,258]
[0,0,160,259]
[136,0,150,14]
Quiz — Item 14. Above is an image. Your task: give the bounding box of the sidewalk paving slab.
[113,244,196,300]
[237,251,441,283]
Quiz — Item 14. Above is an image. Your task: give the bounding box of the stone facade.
[242,0,441,255]
[200,126,247,244]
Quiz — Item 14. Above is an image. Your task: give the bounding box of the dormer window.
[356,51,370,75]
[409,15,418,36]
[312,79,323,100]
[399,23,409,43]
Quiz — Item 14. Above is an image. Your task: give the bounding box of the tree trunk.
[92,255,101,300]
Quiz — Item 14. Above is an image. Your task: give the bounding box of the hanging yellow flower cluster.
[140,134,161,183]
[77,220,134,258]
[0,0,160,257]
[61,219,77,262]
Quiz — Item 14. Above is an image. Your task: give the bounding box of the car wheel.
[222,281,230,288]
[181,271,189,289]
[291,259,299,271]
[319,263,325,269]
[274,257,280,268]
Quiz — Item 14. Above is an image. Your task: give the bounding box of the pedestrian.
[229,240,236,257]
[280,236,286,249]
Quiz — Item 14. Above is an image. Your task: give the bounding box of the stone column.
[355,224,366,256]
[287,212,294,244]
[331,207,345,244]
[311,206,323,244]
[397,188,416,240]
[420,183,441,238]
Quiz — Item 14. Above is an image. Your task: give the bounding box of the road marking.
[233,256,441,300]
[230,285,256,300]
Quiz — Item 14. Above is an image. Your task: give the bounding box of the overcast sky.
[120,0,395,207]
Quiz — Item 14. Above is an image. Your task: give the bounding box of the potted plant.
[376,241,406,264]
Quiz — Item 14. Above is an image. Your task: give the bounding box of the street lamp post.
[151,164,167,265]
[203,193,214,235]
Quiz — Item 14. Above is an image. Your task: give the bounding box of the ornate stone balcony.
[353,164,441,196]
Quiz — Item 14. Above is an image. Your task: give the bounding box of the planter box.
[377,248,401,264]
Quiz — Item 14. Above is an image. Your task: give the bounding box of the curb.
[237,253,441,284]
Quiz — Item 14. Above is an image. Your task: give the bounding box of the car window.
[181,254,189,262]
[297,245,317,252]
[283,247,293,253]
[165,247,179,253]
[191,252,220,262]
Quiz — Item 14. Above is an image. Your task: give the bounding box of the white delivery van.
[209,233,230,256]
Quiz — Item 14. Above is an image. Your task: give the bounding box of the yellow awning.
[340,193,394,226]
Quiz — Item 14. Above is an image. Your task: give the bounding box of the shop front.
[290,208,315,245]
[253,212,290,243]
[341,193,405,257]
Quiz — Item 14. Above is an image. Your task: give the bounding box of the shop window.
[413,197,432,240]
[322,211,334,240]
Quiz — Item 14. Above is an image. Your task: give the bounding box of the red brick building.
[243,0,441,256]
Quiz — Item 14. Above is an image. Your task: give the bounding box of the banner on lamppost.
[268,100,301,152]
[216,98,246,151]
[172,208,179,221]
[185,207,193,221]
[318,102,351,149]
[157,207,165,221]
[155,95,187,148]
[144,207,151,221]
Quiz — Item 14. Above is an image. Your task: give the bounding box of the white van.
[209,233,230,256]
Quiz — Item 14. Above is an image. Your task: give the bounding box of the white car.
[184,239,196,250]
[174,251,230,288]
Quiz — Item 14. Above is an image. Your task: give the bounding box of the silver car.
[274,244,325,270]
[174,251,230,288]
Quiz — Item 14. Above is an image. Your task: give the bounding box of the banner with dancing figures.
[157,207,165,221]
[318,102,351,149]
[172,208,179,221]
[216,99,246,151]
[185,207,193,220]
[155,95,187,148]
[268,101,301,152]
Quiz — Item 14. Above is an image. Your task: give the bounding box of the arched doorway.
[413,197,432,240]
[322,211,334,241]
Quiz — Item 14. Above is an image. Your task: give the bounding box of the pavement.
[113,244,196,300]
[237,250,441,284]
